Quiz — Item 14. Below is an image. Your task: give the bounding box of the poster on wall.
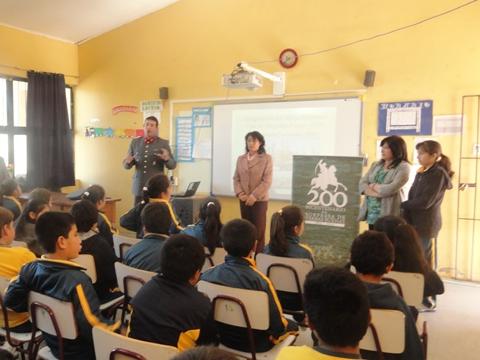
[141,100,163,123]
[378,100,433,136]
[192,107,212,127]
[292,155,363,266]
[176,116,194,162]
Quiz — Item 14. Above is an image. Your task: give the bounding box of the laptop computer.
[172,181,200,198]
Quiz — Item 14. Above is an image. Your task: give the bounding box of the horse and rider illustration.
[310,160,347,193]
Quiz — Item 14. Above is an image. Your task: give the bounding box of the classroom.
[0,0,479,359]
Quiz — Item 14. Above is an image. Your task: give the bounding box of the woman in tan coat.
[233,131,272,252]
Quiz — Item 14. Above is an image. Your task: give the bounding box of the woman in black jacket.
[401,140,454,267]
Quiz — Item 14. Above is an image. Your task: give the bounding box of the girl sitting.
[82,185,116,247]
[15,199,50,256]
[0,179,22,220]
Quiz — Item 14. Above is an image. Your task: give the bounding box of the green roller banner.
[292,156,364,266]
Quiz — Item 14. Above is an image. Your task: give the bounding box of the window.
[0,76,73,178]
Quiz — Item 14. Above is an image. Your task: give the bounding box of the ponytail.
[438,153,454,178]
[143,174,170,204]
[416,140,454,178]
[81,184,106,205]
[201,197,223,255]
[269,211,288,256]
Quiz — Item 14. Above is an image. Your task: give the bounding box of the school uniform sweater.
[123,233,168,272]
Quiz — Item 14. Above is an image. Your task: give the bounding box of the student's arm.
[374,162,410,198]
[196,308,218,346]
[120,205,142,233]
[3,272,30,313]
[401,171,446,210]
[424,269,445,297]
[95,237,120,290]
[251,155,273,200]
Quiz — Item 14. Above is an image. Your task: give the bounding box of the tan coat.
[233,153,273,201]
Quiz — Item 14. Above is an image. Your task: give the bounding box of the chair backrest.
[0,276,9,294]
[202,247,227,272]
[360,309,405,354]
[197,280,269,330]
[28,291,78,340]
[255,253,314,293]
[114,262,155,298]
[92,326,178,360]
[113,234,139,260]
[383,271,425,308]
[72,254,97,283]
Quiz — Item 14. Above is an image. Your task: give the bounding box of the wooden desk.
[19,192,121,225]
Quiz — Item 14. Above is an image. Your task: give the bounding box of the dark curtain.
[26,71,74,190]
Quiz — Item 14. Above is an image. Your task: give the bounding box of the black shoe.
[421,297,437,312]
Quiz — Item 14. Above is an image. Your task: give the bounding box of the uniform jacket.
[263,235,314,262]
[123,136,176,197]
[124,233,168,272]
[200,255,296,352]
[358,161,410,221]
[180,220,221,253]
[97,212,115,248]
[233,153,273,201]
[401,164,452,238]
[129,274,217,350]
[4,258,117,360]
[1,196,22,220]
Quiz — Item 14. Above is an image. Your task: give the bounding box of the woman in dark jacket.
[401,140,454,267]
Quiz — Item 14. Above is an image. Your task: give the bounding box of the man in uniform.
[123,116,176,204]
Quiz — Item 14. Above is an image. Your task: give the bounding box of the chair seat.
[38,346,59,360]
[0,327,42,343]
[219,334,297,360]
[99,295,125,311]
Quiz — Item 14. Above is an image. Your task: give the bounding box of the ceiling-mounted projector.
[222,62,286,95]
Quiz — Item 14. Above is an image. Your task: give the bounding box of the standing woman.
[358,136,410,229]
[233,131,273,253]
[401,140,453,267]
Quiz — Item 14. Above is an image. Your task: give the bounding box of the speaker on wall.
[363,70,376,87]
[159,87,169,100]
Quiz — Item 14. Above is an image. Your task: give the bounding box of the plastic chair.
[383,271,425,308]
[197,280,297,360]
[92,325,178,360]
[114,262,155,325]
[202,247,227,272]
[113,235,139,261]
[0,277,42,360]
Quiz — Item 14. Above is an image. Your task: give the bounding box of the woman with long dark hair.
[401,140,454,267]
[358,135,410,229]
[181,197,223,255]
[233,131,272,252]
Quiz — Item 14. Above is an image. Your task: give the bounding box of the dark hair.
[416,140,454,178]
[380,135,409,168]
[15,199,50,238]
[71,200,98,233]
[391,224,428,274]
[142,174,170,203]
[29,188,51,204]
[221,219,257,257]
[199,197,222,254]
[160,234,205,283]
[81,185,106,205]
[171,346,238,360]
[0,178,19,197]
[304,266,370,347]
[145,116,159,127]
[350,230,394,276]
[0,207,14,231]
[141,202,172,235]
[373,215,406,243]
[35,212,75,253]
[269,206,304,256]
[244,131,266,154]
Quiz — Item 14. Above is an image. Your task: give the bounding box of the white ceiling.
[0,0,179,44]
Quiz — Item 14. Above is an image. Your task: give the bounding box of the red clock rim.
[279,48,298,69]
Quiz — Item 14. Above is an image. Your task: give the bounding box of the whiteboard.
[211,98,362,200]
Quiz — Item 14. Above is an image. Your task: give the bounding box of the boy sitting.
[124,202,171,272]
[201,219,298,352]
[277,266,370,359]
[0,207,36,333]
[128,234,217,350]
[350,230,424,360]
[4,212,118,360]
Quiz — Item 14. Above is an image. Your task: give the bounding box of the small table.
[19,192,121,225]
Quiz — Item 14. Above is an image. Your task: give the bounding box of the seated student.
[15,199,50,256]
[4,212,118,360]
[81,185,116,247]
[0,179,22,220]
[350,230,424,360]
[120,174,181,238]
[201,219,298,353]
[277,266,370,360]
[71,200,121,303]
[29,187,52,208]
[124,202,171,272]
[374,215,444,309]
[181,197,222,255]
[0,207,36,333]
[263,205,314,318]
[128,234,217,350]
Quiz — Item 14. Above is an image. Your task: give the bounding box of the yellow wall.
[0,25,78,84]
[74,0,480,278]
